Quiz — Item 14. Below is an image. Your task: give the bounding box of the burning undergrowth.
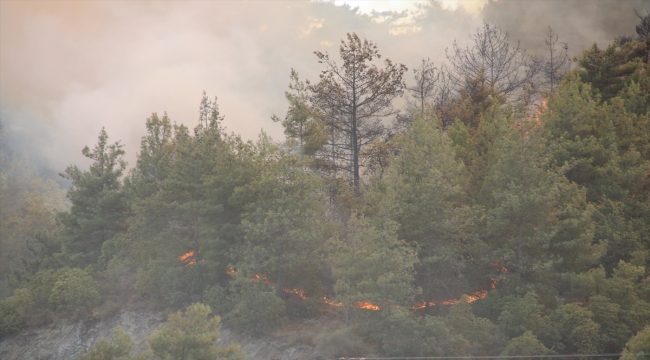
[186,260,507,312]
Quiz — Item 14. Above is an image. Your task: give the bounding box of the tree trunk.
[193,219,203,302]
[517,221,523,279]
[352,101,359,193]
[193,219,200,265]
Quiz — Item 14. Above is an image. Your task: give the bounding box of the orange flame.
[532,98,547,125]
[410,300,436,310]
[356,301,380,311]
[179,251,197,265]
[466,290,488,303]
[221,269,493,313]
[324,296,344,307]
[442,299,459,306]
[323,297,380,310]
[283,288,309,300]
[410,290,489,309]
[490,278,497,289]
[491,261,508,288]
[251,274,271,285]
[518,98,547,139]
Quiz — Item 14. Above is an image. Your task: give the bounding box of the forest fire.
[356,301,380,311]
[324,296,343,307]
[179,250,197,266]
[411,300,433,310]
[532,98,547,124]
[519,98,548,139]
[251,274,272,285]
[222,269,494,312]
[283,288,309,300]
[410,290,488,310]
[224,268,272,285]
[323,297,380,310]
[466,290,488,302]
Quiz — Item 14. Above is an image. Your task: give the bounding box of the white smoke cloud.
[0,0,642,172]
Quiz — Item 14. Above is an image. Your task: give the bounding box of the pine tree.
[126,96,257,306]
[446,23,539,100]
[543,75,650,273]
[373,113,484,313]
[58,128,128,267]
[479,103,603,296]
[236,149,326,301]
[541,27,570,94]
[309,33,407,191]
[577,39,646,101]
[273,69,327,156]
[326,216,417,327]
[148,303,244,360]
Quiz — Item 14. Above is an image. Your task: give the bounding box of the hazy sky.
[1,0,646,173]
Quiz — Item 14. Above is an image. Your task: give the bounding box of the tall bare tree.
[407,58,439,116]
[541,27,570,94]
[308,33,407,192]
[446,23,540,99]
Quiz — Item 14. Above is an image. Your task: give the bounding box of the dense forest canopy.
[1,4,650,360]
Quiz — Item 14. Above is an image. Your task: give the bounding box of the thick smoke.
[0,0,644,172]
[482,0,650,57]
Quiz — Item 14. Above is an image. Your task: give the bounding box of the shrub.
[622,326,650,360]
[204,284,233,316]
[28,268,67,309]
[49,268,99,313]
[149,303,245,360]
[314,328,371,359]
[500,331,552,358]
[76,326,137,360]
[226,281,285,336]
[0,288,33,337]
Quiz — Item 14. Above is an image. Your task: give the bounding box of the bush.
[284,295,323,319]
[622,326,650,360]
[204,284,233,316]
[76,326,137,360]
[134,267,156,298]
[149,303,245,360]
[0,288,33,337]
[49,268,99,313]
[28,268,67,309]
[97,259,136,298]
[135,261,223,309]
[371,308,468,358]
[314,328,371,359]
[226,281,285,336]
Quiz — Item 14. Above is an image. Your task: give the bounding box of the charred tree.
[541,27,570,94]
[309,33,407,192]
[446,23,540,100]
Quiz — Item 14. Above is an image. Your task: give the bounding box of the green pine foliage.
[2,19,649,359]
[48,268,100,314]
[58,128,129,268]
[75,327,141,360]
[148,303,244,360]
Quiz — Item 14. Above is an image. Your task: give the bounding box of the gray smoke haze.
[482,0,650,57]
[0,0,645,174]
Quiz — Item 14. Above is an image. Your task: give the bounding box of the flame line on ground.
[210,261,506,311]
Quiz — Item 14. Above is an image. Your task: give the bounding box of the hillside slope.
[0,310,317,360]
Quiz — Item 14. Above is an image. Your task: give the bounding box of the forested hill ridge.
[1,12,650,360]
